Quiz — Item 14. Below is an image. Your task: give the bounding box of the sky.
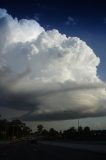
[0,0,106,131]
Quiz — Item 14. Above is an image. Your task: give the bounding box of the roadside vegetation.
[0,116,106,141]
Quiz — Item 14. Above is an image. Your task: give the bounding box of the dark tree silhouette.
[37,124,44,135]
[84,126,90,133]
[0,118,32,139]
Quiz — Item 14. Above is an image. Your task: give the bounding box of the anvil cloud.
[0,8,106,121]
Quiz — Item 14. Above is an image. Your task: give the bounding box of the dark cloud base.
[20,108,106,121]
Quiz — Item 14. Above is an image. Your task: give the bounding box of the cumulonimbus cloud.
[0,8,106,121]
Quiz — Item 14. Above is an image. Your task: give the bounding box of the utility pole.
[78,119,79,131]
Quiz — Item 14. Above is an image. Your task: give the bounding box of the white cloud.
[0,8,106,121]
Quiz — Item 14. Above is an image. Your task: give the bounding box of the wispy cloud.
[104,17,106,24]
[34,13,40,21]
[66,16,76,25]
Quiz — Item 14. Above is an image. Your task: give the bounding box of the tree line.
[0,116,106,141]
[35,124,106,141]
[0,117,32,140]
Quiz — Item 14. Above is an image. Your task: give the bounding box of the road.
[40,141,106,153]
[0,140,106,160]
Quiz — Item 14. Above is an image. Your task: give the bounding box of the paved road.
[40,141,106,153]
[0,140,106,160]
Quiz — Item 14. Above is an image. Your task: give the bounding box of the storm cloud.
[0,8,106,121]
